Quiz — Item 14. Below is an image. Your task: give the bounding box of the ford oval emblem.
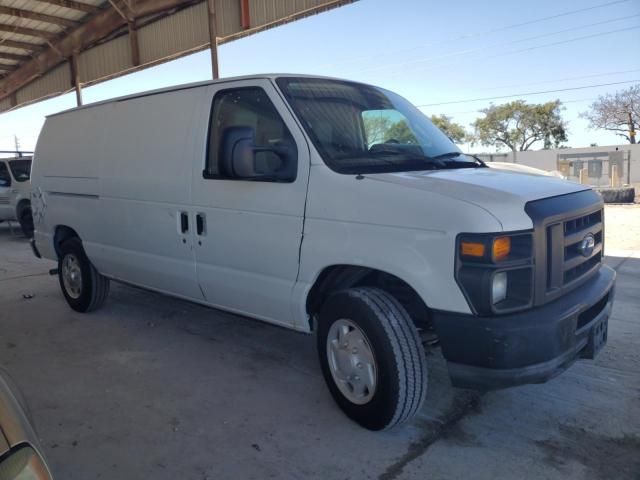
[578,233,596,258]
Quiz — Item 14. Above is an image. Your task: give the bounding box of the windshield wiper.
[427,151,464,161]
[427,152,487,168]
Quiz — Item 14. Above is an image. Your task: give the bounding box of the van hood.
[365,167,590,231]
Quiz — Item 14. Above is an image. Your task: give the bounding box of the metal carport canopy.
[0,0,356,113]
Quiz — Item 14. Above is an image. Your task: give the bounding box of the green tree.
[430,114,468,143]
[473,100,567,151]
[363,116,417,145]
[580,84,639,144]
[386,120,417,144]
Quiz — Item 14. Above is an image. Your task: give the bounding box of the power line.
[485,25,640,61]
[416,79,640,107]
[318,0,635,70]
[474,68,640,92]
[356,24,640,78]
[433,97,600,115]
[461,0,633,35]
[350,17,640,76]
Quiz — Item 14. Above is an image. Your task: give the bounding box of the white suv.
[30,75,615,430]
[0,156,33,237]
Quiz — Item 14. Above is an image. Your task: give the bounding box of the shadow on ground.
[0,225,638,479]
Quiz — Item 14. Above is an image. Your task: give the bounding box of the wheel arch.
[15,198,31,218]
[306,264,431,332]
[53,225,81,259]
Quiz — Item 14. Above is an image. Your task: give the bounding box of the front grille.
[564,252,601,284]
[564,210,602,234]
[562,209,603,285]
[0,197,9,205]
[526,190,604,306]
[547,208,603,291]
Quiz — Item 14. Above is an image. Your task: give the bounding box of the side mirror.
[220,126,295,181]
[0,178,10,187]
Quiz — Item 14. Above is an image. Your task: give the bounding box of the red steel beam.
[0,0,358,107]
[0,0,197,99]
[35,0,100,14]
[0,24,57,40]
[240,0,250,30]
[0,39,44,52]
[0,6,78,28]
[0,52,31,62]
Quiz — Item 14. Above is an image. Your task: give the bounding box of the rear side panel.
[32,87,208,300]
[32,105,108,259]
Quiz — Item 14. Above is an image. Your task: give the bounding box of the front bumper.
[432,264,616,390]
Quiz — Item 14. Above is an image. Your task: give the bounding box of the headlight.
[492,272,508,304]
[461,236,511,262]
[456,232,533,315]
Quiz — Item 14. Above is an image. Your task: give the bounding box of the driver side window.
[0,162,11,187]
[362,110,418,148]
[205,87,297,182]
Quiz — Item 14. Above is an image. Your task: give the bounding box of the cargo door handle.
[180,211,189,233]
[196,213,206,236]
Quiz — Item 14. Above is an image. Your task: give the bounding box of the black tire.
[18,207,34,238]
[317,287,428,430]
[58,237,110,312]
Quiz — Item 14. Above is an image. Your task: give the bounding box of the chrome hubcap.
[327,319,377,405]
[62,254,82,299]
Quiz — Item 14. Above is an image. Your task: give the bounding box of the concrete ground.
[0,205,639,480]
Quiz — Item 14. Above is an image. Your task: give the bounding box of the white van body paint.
[31,74,590,333]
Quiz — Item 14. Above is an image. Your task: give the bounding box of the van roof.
[47,73,360,118]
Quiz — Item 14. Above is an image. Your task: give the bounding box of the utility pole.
[628,110,636,144]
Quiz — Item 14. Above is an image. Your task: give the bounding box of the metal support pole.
[128,21,140,66]
[69,53,83,106]
[207,0,219,79]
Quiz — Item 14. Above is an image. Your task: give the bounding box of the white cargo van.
[0,156,33,237]
[30,75,615,430]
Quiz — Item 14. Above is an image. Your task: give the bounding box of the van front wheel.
[58,238,110,312]
[317,287,428,430]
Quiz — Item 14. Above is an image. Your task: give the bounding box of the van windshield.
[276,77,482,174]
[9,159,32,182]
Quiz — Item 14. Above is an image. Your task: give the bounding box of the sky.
[1,0,639,153]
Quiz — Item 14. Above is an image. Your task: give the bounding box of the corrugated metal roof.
[0,0,357,113]
[138,2,209,64]
[78,33,131,84]
[16,62,70,103]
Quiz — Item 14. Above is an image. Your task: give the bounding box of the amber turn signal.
[461,241,485,257]
[492,236,511,261]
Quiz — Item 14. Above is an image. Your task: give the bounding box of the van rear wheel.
[317,287,428,430]
[58,237,110,312]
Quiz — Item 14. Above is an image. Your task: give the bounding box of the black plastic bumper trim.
[432,264,615,390]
